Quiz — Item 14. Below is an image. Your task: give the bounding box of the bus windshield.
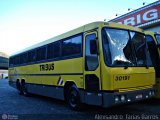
[102,28,151,67]
[155,34,160,44]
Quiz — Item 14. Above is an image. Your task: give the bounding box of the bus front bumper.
[102,88,155,107]
[83,88,155,107]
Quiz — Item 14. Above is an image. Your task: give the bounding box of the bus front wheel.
[67,85,81,110]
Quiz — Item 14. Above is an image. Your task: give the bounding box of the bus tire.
[16,80,23,95]
[16,80,21,91]
[21,80,29,96]
[67,85,81,110]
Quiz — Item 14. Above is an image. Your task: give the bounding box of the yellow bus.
[145,31,160,98]
[9,22,155,110]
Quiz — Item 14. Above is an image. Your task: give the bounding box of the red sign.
[112,3,160,27]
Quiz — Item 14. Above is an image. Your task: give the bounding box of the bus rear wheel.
[16,80,21,91]
[67,85,81,110]
[21,81,29,96]
[16,80,23,95]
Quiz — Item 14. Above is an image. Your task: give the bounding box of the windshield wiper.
[113,59,130,69]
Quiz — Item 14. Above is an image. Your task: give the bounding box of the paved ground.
[0,79,160,120]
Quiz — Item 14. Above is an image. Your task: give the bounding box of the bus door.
[83,31,102,106]
[146,35,160,98]
[146,35,160,78]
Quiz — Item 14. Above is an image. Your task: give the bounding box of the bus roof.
[11,21,143,56]
[145,31,160,35]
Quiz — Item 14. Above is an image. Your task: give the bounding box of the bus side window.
[28,50,36,63]
[20,53,28,64]
[85,33,99,71]
[47,42,61,59]
[62,35,82,57]
[36,47,46,61]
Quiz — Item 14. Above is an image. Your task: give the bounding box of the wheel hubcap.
[69,91,77,107]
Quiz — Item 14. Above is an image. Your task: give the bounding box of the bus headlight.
[152,91,155,96]
[115,96,119,102]
[121,95,125,101]
[149,91,152,96]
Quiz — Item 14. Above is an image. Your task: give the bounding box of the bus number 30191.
[115,76,130,81]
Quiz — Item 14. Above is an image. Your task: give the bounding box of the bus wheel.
[67,85,81,110]
[21,81,29,96]
[16,80,21,91]
[16,80,23,95]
